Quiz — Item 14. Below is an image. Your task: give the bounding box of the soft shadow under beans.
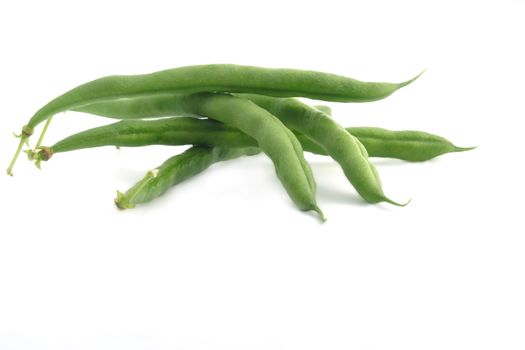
[308,160,366,207]
[316,184,367,207]
[368,158,406,167]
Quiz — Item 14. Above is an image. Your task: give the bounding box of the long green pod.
[238,94,401,205]
[8,65,421,174]
[28,64,420,128]
[115,146,260,209]
[34,117,471,163]
[344,127,474,162]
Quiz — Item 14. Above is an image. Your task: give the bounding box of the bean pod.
[116,146,260,209]
[34,117,472,163]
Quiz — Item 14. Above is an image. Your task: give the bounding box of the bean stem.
[35,117,53,149]
[6,136,26,176]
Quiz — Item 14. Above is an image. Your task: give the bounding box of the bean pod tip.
[454,145,478,153]
[383,196,411,207]
[399,69,426,88]
[313,206,327,223]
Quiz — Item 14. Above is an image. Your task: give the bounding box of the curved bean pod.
[28,65,420,128]
[180,93,323,219]
[115,146,260,209]
[238,94,402,205]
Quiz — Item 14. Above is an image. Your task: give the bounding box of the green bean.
[238,94,402,205]
[8,64,421,175]
[115,146,260,209]
[337,127,474,162]
[34,100,472,164]
[32,117,471,163]
[32,65,419,125]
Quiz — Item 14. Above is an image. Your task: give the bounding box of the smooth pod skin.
[44,117,260,155]
[238,94,401,205]
[343,127,474,162]
[27,64,421,130]
[34,117,471,163]
[115,146,260,209]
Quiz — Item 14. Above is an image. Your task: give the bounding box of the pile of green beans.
[8,64,473,221]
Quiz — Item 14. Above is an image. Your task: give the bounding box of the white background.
[1,0,524,349]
